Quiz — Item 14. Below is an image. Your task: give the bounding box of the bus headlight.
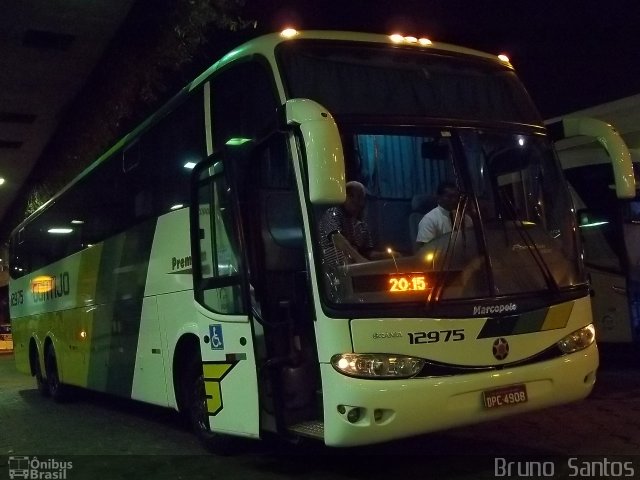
[557,324,596,354]
[331,353,425,379]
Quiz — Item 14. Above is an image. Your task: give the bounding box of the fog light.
[347,407,361,423]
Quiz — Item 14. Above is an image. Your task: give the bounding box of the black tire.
[33,352,49,397]
[184,356,237,455]
[44,346,69,403]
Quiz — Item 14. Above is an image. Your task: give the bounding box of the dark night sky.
[242,0,640,118]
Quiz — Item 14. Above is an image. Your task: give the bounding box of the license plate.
[482,384,528,409]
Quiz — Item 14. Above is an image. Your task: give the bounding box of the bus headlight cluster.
[557,324,596,354]
[331,353,425,379]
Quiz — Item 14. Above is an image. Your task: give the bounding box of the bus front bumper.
[320,343,598,447]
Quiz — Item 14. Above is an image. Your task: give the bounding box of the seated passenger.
[319,181,374,267]
[416,181,471,249]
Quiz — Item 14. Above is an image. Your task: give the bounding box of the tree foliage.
[4,0,254,240]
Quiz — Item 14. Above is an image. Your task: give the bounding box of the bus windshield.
[277,40,542,125]
[278,40,583,313]
[312,127,583,310]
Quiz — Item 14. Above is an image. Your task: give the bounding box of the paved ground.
[1,347,640,479]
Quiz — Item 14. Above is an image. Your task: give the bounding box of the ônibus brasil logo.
[8,456,73,479]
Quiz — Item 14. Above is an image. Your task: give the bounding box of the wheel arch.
[28,337,41,376]
[172,332,201,414]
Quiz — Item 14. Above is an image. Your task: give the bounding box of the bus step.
[288,420,324,439]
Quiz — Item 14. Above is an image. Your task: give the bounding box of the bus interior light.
[579,221,609,228]
[225,137,252,146]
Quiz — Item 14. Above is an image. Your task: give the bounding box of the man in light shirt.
[416,181,470,249]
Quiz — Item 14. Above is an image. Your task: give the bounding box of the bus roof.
[11,30,514,237]
[189,30,513,91]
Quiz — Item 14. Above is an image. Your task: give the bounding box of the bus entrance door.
[189,153,261,440]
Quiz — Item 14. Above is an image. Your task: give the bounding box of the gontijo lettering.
[31,272,71,303]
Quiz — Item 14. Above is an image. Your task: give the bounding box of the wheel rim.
[46,351,60,394]
[34,356,47,393]
[190,373,210,435]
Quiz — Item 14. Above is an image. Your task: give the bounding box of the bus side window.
[195,162,244,315]
[577,209,622,273]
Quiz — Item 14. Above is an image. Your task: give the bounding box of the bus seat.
[261,190,305,272]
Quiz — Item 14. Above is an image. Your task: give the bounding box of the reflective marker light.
[280,28,298,38]
[557,324,596,354]
[389,34,432,46]
[331,353,425,378]
[31,275,54,293]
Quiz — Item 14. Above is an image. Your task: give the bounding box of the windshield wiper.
[427,194,469,305]
[498,191,559,292]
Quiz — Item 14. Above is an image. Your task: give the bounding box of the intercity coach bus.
[9,29,629,451]
[548,115,640,345]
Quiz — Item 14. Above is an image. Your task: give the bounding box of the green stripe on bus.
[86,219,157,396]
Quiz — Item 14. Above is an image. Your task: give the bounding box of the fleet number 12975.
[407,329,465,344]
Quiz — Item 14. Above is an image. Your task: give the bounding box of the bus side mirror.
[547,117,636,199]
[283,99,345,204]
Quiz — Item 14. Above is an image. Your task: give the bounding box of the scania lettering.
[10,30,600,451]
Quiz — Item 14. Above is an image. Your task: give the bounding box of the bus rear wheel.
[32,350,49,397]
[184,356,235,455]
[44,347,69,403]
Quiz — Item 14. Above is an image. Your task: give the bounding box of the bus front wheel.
[184,356,236,455]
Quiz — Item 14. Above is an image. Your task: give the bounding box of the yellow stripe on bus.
[541,302,574,331]
[204,380,224,414]
[202,362,236,415]
[203,363,233,380]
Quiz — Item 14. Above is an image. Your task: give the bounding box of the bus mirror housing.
[547,117,636,199]
[284,99,346,204]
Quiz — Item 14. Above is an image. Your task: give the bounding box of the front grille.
[414,343,563,377]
